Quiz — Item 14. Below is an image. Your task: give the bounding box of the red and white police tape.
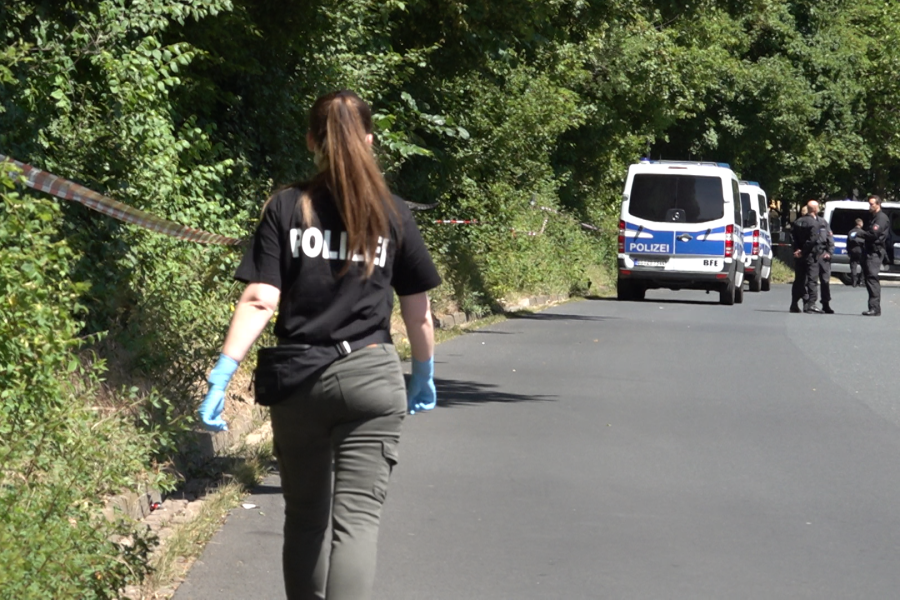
[1,154,246,246]
[1,153,600,243]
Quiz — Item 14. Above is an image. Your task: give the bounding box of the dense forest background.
[3,1,900,596]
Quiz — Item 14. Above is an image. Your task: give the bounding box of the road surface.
[174,283,900,599]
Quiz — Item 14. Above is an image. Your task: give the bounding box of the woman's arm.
[221,282,281,361]
[399,292,434,361]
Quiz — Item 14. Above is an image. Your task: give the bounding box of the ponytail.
[308,90,397,277]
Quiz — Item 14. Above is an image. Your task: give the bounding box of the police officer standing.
[846,217,865,287]
[790,200,825,313]
[813,202,835,313]
[855,194,890,316]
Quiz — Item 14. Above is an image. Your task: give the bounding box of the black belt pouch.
[253,330,393,406]
[253,345,334,406]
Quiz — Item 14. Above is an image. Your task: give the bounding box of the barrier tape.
[1,154,246,246]
[433,209,602,237]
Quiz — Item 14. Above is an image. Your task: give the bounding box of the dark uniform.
[816,216,835,312]
[857,209,890,315]
[790,213,826,312]
[235,186,442,598]
[846,225,865,286]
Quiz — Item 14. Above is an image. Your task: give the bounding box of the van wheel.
[837,273,853,286]
[719,278,735,305]
[735,280,744,304]
[749,271,762,292]
[634,285,646,301]
[617,277,635,301]
[761,276,771,292]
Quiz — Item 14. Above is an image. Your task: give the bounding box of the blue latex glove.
[199,354,239,431]
[407,356,436,414]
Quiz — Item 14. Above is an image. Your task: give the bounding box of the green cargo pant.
[269,344,406,600]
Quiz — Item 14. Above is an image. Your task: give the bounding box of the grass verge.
[136,435,275,599]
[770,258,794,284]
[140,481,246,596]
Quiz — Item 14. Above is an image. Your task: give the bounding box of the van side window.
[891,211,900,235]
[629,174,725,223]
[740,192,752,226]
[758,194,768,231]
[732,180,741,225]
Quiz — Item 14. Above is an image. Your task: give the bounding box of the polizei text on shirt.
[290,227,390,268]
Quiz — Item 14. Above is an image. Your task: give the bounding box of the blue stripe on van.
[834,234,847,255]
[624,222,728,256]
[675,225,727,256]
[623,222,675,254]
[742,228,772,256]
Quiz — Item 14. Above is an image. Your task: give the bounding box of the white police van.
[617,160,745,305]
[824,199,900,282]
[739,181,773,292]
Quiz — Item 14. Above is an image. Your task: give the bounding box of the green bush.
[0,171,173,598]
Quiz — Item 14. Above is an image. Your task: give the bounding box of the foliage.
[0,169,178,597]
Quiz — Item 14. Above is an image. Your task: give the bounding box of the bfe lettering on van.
[628,242,670,253]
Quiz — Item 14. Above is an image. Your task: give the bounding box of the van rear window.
[829,207,870,235]
[629,174,725,223]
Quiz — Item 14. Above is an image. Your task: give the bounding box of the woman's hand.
[407,356,436,414]
[199,354,239,431]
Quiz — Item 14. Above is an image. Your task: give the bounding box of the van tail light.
[752,230,760,256]
[618,220,625,253]
[724,224,734,258]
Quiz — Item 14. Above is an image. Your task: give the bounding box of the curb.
[103,404,267,523]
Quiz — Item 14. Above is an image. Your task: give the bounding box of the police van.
[824,199,900,282]
[617,160,745,305]
[739,181,773,292]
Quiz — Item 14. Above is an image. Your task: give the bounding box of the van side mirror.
[745,210,758,228]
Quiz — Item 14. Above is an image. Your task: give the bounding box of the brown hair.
[308,90,397,277]
[868,194,882,205]
[258,91,396,276]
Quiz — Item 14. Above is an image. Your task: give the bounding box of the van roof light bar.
[739,180,761,187]
[639,159,730,168]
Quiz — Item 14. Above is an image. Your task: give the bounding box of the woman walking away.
[198,90,442,599]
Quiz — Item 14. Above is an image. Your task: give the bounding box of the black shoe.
[789,305,801,313]
[822,304,835,314]
[804,307,823,314]
[862,310,881,316]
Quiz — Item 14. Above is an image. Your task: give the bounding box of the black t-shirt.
[235,185,441,344]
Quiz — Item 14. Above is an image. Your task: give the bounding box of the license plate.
[635,259,667,268]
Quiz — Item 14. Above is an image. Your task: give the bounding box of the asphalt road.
[173,283,900,600]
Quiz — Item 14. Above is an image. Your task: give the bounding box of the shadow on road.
[643,297,722,306]
[505,311,618,322]
[251,481,283,495]
[435,377,556,408]
[583,294,731,306]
